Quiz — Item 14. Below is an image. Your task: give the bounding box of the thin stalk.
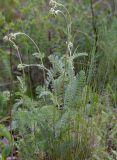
[27,50,33,98]
[15,32,46,85]
[58,11,72,56]
[9,44,14,160]
[90,0,98,53]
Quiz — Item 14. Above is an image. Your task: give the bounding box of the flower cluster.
[67,41,73,49]
[17,64,27,71]
[3,32,22,50]
[3,90,10,101]
[49,0,61,16]
[49,0,58,7]
[49,0,73,56]
[3,32,21,42]
[49,8,60,15]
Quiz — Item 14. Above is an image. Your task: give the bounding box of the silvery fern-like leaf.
[39,91,53,98]
[64,77,77,109]
[49,54,64,75]
[39,91,58,106]
[53,75,66,104]
[64,71,86,109]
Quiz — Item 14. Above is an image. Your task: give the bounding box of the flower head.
[3,35,9,42]
[49,8,56,15]
[68,41,73,48]
[66,41,73,49]
[3,32,22,43]
[49,0,56,6]
[17,64,24,71]
[3,90,10,100]
[49,8,60,15]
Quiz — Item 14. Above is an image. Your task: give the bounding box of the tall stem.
[9,44,14,160]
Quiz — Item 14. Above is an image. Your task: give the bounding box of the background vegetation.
[0,0,117,159]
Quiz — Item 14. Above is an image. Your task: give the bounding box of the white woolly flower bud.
[49,8,56,15]
[17,64,24,71]
[33,52,40,59]
[55,10,60,15]
[3,90,10,100]
[3,32,22,43]
[49,8,60,15]
[3,36,9,42]
[68,41,73,48]
[8,33,16,40]
[49,0,56,6]
[66,41,73,49]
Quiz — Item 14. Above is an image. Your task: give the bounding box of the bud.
[3,90,10,100]
[49,0,56,6]
[49,8,56,15]
[55,10,60,15]
[17,64,24,71]
[68,41,73,48]
[3,36,9,42]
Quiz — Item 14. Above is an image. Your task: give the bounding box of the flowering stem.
[14,32,46,84]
